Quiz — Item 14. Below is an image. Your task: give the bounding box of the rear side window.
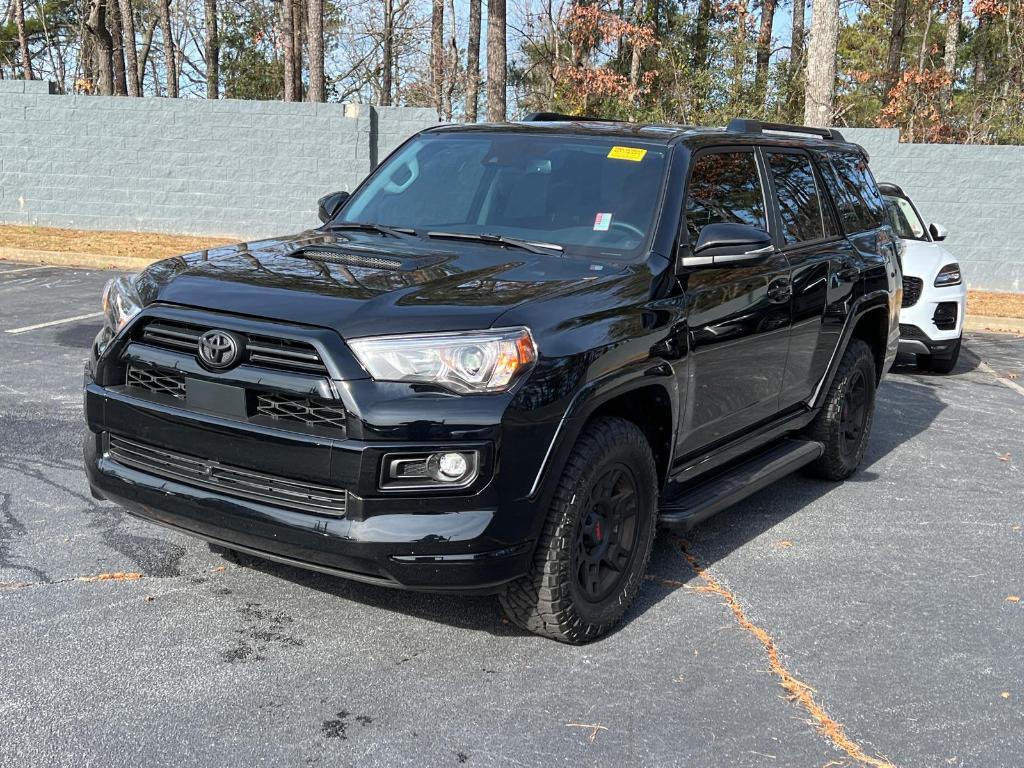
[685,151,766,243]
[814,149,887,232]
[765,151,831,244]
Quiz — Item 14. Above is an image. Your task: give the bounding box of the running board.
[658,438,824,530]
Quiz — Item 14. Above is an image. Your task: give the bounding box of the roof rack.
[726,118,845,142]
[521,112,615,122]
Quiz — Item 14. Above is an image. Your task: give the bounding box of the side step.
[658,438,824,531]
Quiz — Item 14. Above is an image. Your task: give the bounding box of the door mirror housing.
[928,222,947,241]
[318,191,350,223]
[679,223,775,270]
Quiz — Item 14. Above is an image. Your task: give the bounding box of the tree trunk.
[281,0,296,100]
[943,0,963,102]
[629,0,644,90]
[306,0,324,101]
[883,0,909,105]
[118,0,141,95]
[108,0,128,94]
[204,0,219,98]
[137,17,156,93]
[292,0,303,97]
[691,0,713,71]
[14,0,34,79]
[443,0,457,119]
[85,0,114,95]
[157,0,178,97]
[381,0,394,105]
[486,0,506,121]
[754,0,777,102]
[465,0,480,120]
[803,0,839,126]
[431,0,444,117]
[791,0,805,69]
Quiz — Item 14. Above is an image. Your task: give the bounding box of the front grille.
[902,276,923,308]
[900,323,928,341]
[127,365,186,399]
[933,302,958,331]
[256,392,347,433]
[107,435,347,516]
[138,319,329,376]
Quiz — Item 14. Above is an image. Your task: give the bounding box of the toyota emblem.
[197,330,241,370]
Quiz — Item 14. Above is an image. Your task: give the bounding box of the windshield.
[338,133,669,259]
[883,194,928,241]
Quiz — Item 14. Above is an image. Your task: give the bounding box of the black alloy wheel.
[573,464,641,604]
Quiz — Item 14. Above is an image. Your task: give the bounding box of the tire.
[499,417,658,644]
[919,336,961,374]
[805,339,877,481]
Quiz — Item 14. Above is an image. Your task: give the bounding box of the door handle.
[767,277,792,304]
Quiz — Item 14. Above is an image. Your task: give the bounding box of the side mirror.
[679,223,774,269]
[318,191,350,223]
[929,222,947,241]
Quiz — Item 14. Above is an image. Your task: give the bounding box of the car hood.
[900,238,956,281]
[134,230,626,338]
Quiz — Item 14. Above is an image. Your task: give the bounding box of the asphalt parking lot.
[1,261,1022,768]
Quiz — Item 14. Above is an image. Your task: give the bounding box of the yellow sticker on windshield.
[607,146,647,162]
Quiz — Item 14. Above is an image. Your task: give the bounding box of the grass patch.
[969,290,1024,319]
[0,224,236,260]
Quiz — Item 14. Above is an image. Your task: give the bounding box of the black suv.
[85,117,900,643]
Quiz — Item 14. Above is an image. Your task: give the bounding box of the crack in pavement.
[670,536,898,768]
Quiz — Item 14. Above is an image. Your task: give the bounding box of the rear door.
[677,147,792,458]
[760,147,846,408]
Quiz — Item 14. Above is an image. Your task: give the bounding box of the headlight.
[101,274,142,333]
[934,263,962,287]
[348,328,537,394]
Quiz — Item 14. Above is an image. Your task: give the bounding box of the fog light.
[431,452,468,481]
[381,449,480,490]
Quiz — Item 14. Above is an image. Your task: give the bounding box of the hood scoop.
[286,244,448,272]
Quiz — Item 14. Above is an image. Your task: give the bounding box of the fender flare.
[527,360,679,501]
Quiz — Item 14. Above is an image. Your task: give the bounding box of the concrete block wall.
[0,81,437,238]
[0,83,1021,290]
[845,128,1023,292]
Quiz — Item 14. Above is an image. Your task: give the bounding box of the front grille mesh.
[256,392,347,433]
[902,276,923,308]
[138,319,329,376]
[900,323,928,341]
[107,435,347,516]
[127,365,186,399]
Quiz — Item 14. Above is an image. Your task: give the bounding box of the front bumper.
[898,280,966,355]
[84,382,537,593]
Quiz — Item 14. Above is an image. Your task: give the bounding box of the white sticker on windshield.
[593,213,612,231]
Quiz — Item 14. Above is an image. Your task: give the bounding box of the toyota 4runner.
[85,117,900,643]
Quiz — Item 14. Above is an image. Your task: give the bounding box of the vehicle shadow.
[231,363,949,641]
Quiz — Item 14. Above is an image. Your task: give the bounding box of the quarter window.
[766,151,828,244]
[815,149,887,232]
[685,151,766,243]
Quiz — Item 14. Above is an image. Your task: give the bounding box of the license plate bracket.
[185,378,248,418]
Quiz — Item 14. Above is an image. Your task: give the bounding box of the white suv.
[880,183,966,374]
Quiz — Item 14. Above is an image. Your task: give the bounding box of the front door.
[677,148,792,459]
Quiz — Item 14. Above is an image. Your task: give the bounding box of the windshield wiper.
[426,231,563,255]
[328,222,417,238]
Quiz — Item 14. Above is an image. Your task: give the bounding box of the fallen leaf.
[1006,595,1020,603]
[1013,525,1022,533]
[565,722,608,743]
[78,571,142,582]
[776,540,794,549]
[1000,691,1011,699]
[1007,372,1019,380]
[144,595,155,602]
[996,453,1011,462]
[210,565,226,573]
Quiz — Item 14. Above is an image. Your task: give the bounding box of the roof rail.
[521,112,614,122]
[726,118,845,142]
